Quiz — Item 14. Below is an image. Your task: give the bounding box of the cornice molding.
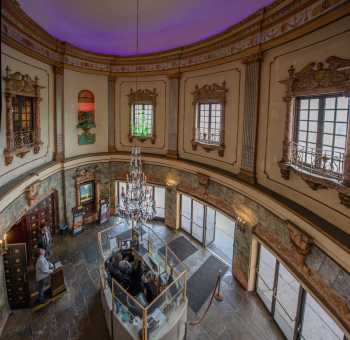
[1,0,349,74]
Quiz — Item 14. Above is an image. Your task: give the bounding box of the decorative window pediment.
[191,82,227,156]
[128,88,157,144]
[278,56,350,207]
[3,67,44,165]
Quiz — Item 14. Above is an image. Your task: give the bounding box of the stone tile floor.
[1,218,283,340]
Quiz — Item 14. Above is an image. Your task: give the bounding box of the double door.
[180,194,216,246]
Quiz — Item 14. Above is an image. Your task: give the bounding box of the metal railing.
[289,142,344,181]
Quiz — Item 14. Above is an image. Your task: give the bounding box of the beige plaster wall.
[178,62,244,174]
[64,69,108,158]
[115,76,169,154]
[257,16,350,233]
[0,43,54,186]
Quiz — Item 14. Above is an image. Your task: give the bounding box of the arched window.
[77,90,96,145]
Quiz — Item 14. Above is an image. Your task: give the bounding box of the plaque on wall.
[99,199,109,225]
[72,206,85,235]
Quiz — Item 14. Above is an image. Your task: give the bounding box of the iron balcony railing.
[289,142,344,182]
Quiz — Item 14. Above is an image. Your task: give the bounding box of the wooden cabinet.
[3,243,29,309]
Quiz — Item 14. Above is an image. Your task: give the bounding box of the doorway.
[179,193,235,264]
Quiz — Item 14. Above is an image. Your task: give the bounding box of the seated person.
[119,258,132,275]
[142,271,158,303]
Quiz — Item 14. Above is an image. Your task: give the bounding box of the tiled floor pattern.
[1,218,283,340]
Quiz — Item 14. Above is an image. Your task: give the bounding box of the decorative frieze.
[2,0,347,74]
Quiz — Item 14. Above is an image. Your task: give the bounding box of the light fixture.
[0,233,8,255]
[118,147,156,234]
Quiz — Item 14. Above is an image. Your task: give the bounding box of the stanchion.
[214,270,224,302]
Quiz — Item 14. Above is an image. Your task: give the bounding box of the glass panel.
[307,132,316,143]
[256,245,276,312]
[336,110,349,123]
[323,122,334,134]
[300,99,309,110]
[308,122,317,132]
[181,215,191,234]
[274,263,300,340]
[299,121,307,131]
[192,222,204,243]
[325,97,336,109]
[205,207,215,246]
[301,293,344,340]
[322,134,333,146]
[309,110,318,121]
[154,187,165,218]
[181,195,191,218]
[309,99,319,110]
[324,110,335,121]
[298,131,307,141]
[192,200,204,227]
[299,110,308,120]
[334,135,346,149]
[337,96,348,109]
[335,123,347,136]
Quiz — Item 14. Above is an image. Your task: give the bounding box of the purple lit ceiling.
[18,0,273,56]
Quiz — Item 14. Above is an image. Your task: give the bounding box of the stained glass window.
[131,103,153,138]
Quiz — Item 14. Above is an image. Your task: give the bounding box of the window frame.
[127,88,157,144]
[255,242,348,340]
[191,82,227,157]
[131,102,154,139]
[195,101,223,146]
[293,94,349,177]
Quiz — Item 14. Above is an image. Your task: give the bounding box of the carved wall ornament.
[127,88,157,144]
[278,56,350,207]
[287,221,313,266]
[24,180,41,207]
[3,66,44,165]
[191,82,227,157]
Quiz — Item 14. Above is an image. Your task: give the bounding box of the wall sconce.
[236,216,247,233]
[166,178,177,190]
[0,233,8,255]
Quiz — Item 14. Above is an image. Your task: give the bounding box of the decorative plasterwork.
[127,88,157,144]
[254,223,350,333]
[278,56,350,208]
[3,66,44,165]
[1,0,348,74]
[287,221,313,266]
[24,180,41,207]
[191,82,227,156]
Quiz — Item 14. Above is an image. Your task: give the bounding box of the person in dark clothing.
[142,271,158,303]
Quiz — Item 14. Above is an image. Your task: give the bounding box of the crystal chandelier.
[119,147,156,229]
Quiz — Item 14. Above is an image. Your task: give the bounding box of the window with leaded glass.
[195,103,222,144]
[12,95,34,147]
[294,94,349,176]
[131,103,153,138]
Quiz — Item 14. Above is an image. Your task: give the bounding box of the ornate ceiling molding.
[1,0,349,74]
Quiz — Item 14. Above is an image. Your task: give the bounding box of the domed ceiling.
[18,0,273,56]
